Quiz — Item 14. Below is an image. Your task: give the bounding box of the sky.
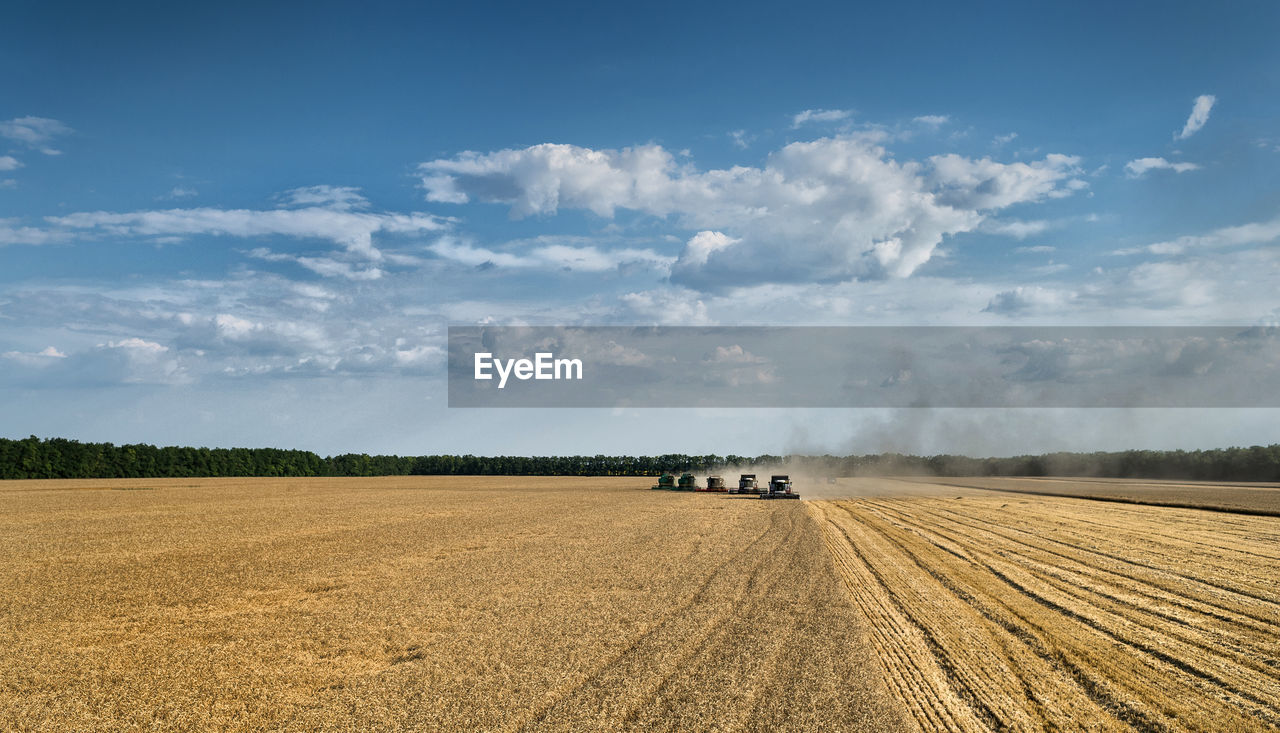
[2,0,1279,457]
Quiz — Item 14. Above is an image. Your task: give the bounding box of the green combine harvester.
[676,472,699,491]
[651,473,676,490]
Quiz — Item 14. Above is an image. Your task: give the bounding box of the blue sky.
[2,1,1279,456]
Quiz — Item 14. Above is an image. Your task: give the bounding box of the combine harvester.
[731,474,759,495]
[651,472,701,491]
[655,473,706,491]
[697,476,727,493]
[654,471,795,498]
[760,474,800,500]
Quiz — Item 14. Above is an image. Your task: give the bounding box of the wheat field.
[903,475,1280,515]
[5,475,1279,731]
[812,478,1280,732]
[0,476,902,732]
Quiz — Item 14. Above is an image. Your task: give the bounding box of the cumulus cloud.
[983,286,1076,314]
[791,109,852,127]
[1176,94,1216,140]
[929,153,1083,208]
[419,137,1084,287]
[1124,157,1200,178]
[617,290,711,325]
[0,156,22,171]
[0,116,73,155]
[677,230,740,267]
[1,337,186,387]
[46,204,446,261]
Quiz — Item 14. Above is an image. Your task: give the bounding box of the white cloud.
[1015,245,1056,254]
[1124,157,1200,178]
[1132,262,1214,304]
[0,156,22,171]
[247,247,385,280]
[791,109,852,127]
[161,186,198,200]
[983,286,1076,315]
[617,291,712,325]
[0,116,73,155]
[428,236,673,273]
[1120,215,1280,256]
[993,132,1018,146]
[47,205,447,261]
[420,137,1084,286]
[276,185,369,211]
[1,346,68,366]
[980,218,1052,239]
[296,257,384,280]
[1176,94,1216,140]
[708,344,766,364]
[1,218,71,246]
[913,115,950,127]
[929,153,1083,208]
[729,130,752,149]
[677,230,740,267]
[106,337,168,354]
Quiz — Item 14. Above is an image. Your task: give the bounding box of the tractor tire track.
[812,493,1280,733]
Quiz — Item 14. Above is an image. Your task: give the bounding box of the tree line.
[1,435,1279,482]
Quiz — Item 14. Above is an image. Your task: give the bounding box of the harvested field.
[0,476,902,732]
[812,478,1280,732]
[7,474,1278,732]
[906,475,1280,516]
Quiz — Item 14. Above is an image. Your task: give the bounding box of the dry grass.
[812,478,1280,732]
[0,476,903,732]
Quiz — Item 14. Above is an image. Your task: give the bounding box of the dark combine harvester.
[699,476,727,492]
[761,474,800,500]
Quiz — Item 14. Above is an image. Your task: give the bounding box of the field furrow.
[813,480,1280,732]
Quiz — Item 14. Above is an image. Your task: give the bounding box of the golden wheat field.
[0,476,901,732]
[3,476,1279,732]
[814,477,1280,732]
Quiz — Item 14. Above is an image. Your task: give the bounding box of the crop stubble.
[6,474,1276,732]
[812,478,1280,732]
[0,476,902,732]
